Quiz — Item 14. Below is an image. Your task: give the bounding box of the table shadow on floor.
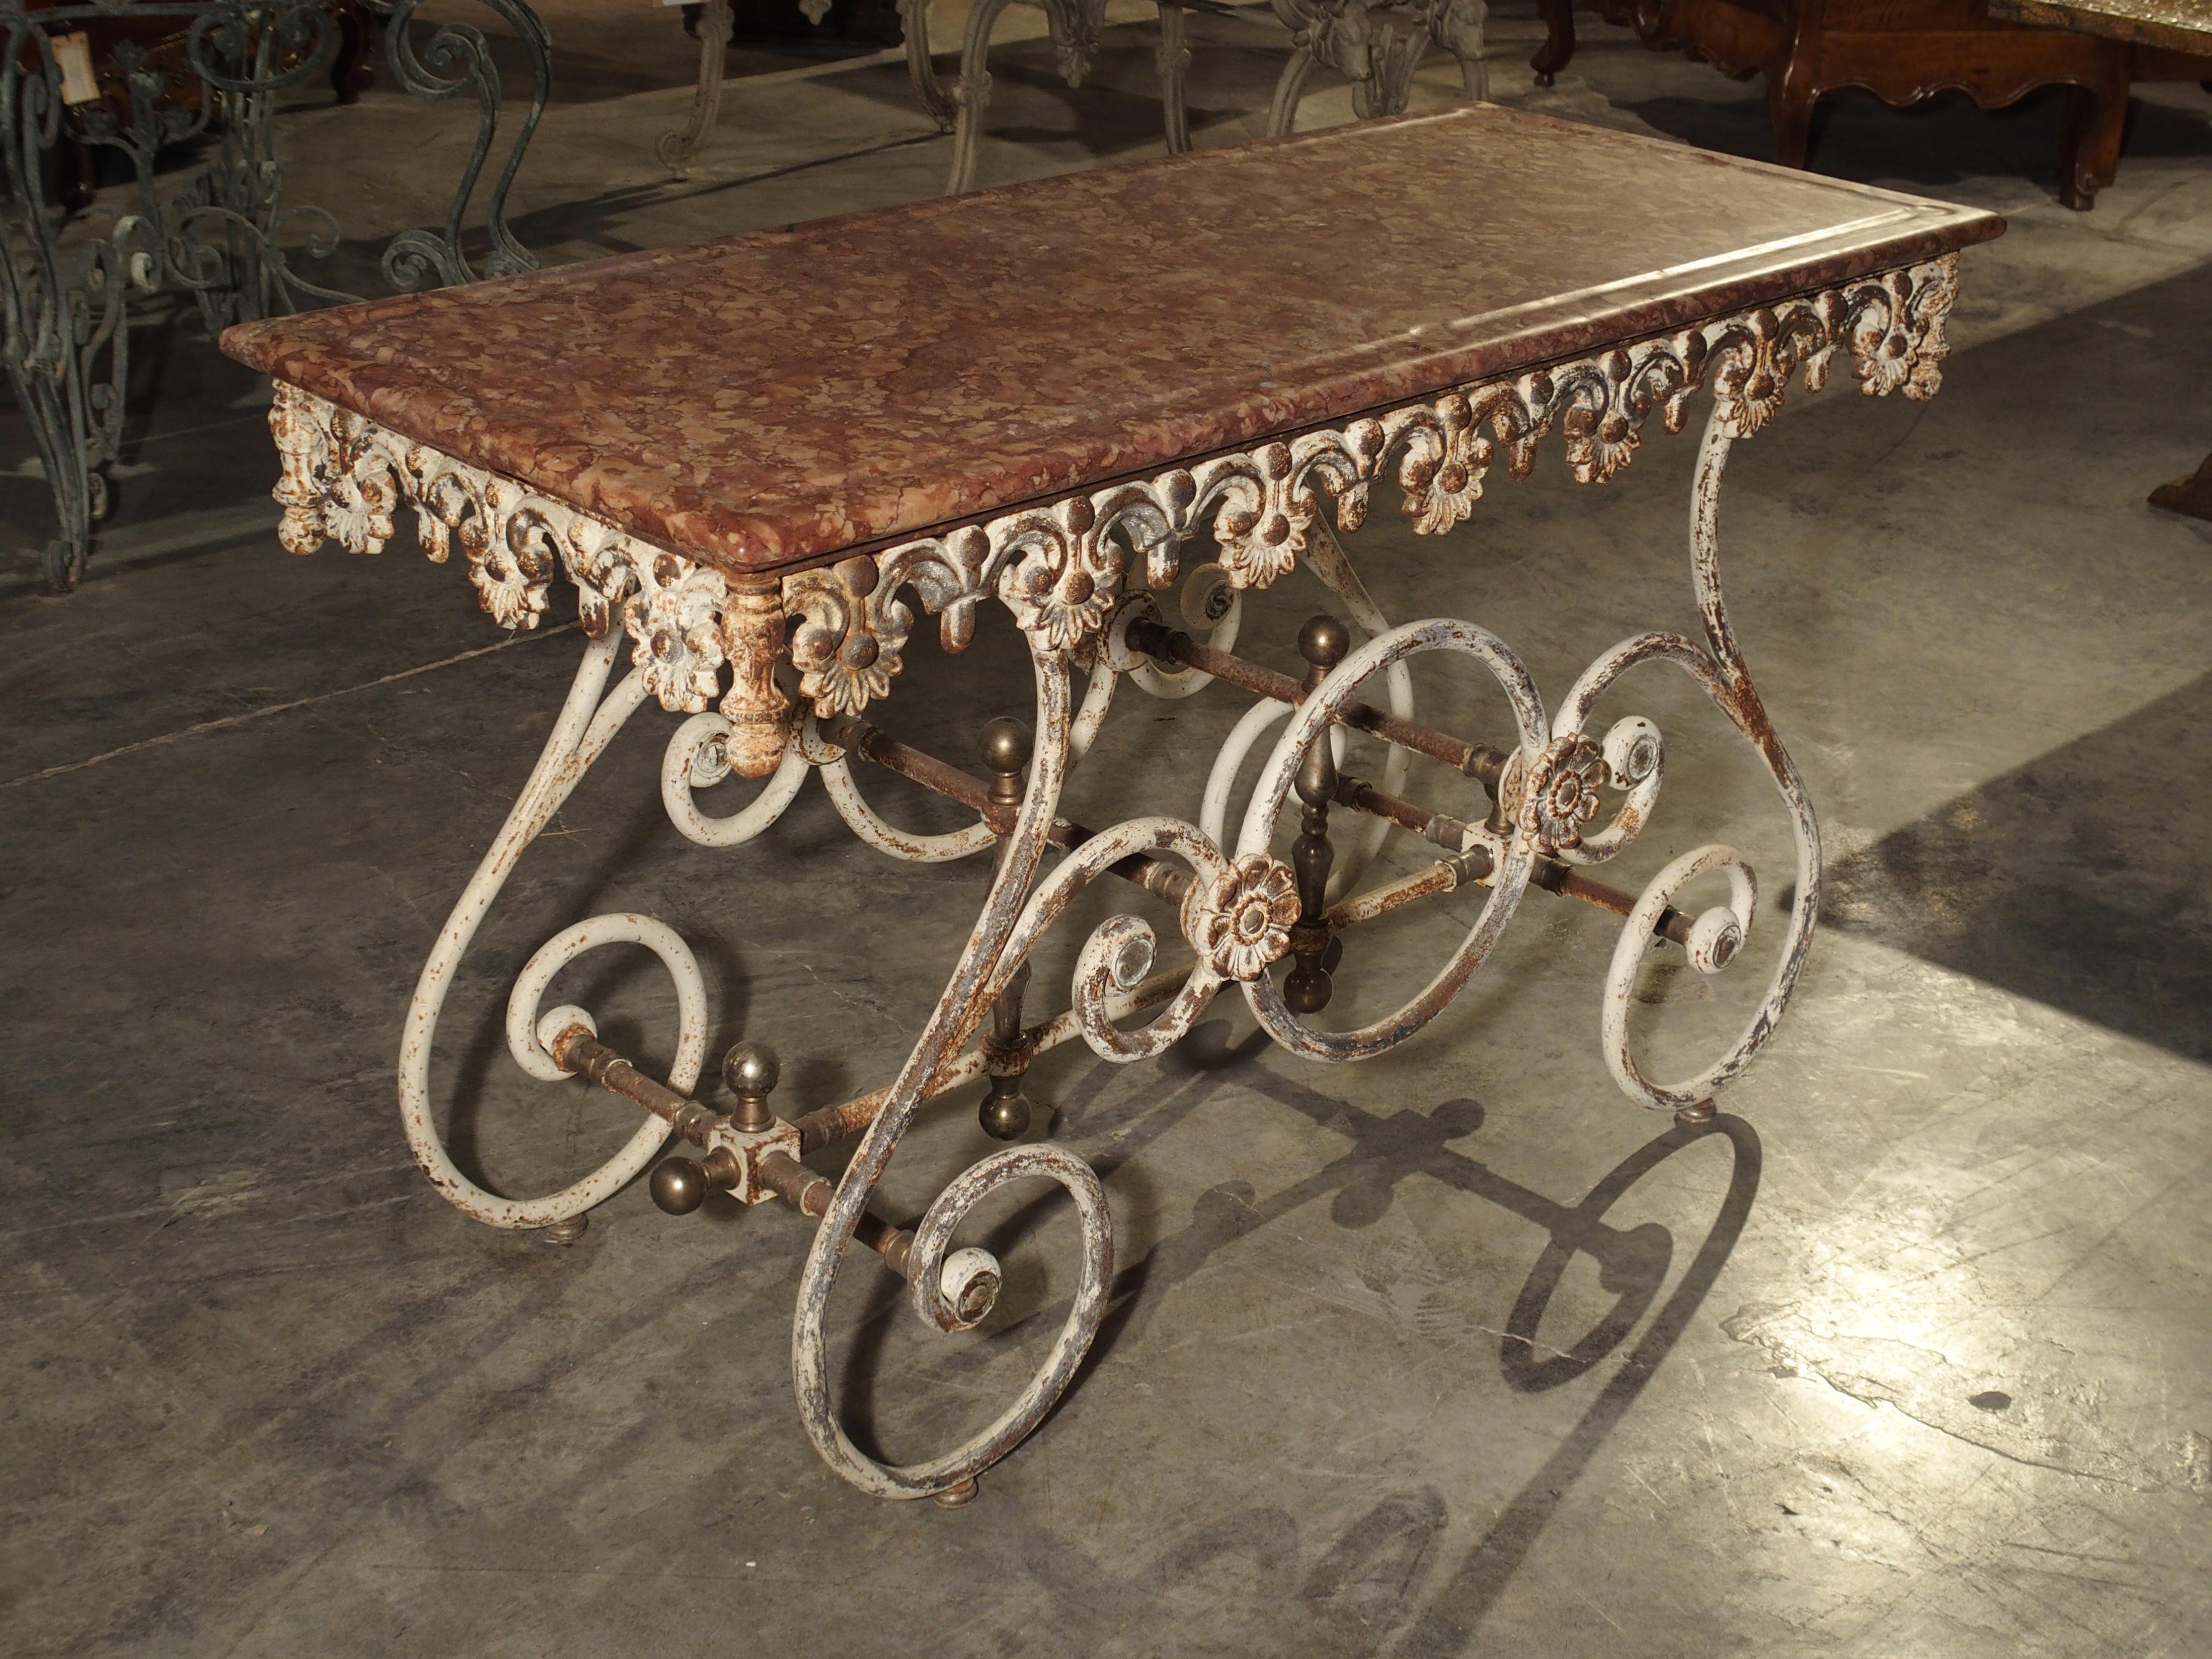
[829,1021,1759,1648]
[1828,668,2212,1064]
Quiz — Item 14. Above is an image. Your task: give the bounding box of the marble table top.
[1989,0,2212,52]
[222,106,2001,578]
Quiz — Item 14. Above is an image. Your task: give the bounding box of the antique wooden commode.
[223,107,2000,1505]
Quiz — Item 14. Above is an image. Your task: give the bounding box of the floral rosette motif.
[1850,268,1952,402]
[1185,853,1299,982]
[1709,311,1790,438]
[625,555,729,711]
[1515,733,1608,854]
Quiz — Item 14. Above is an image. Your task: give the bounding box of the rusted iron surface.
[1529,860,1698,949]
[790,640,1095,1498]
[788,966,1191,1154]
[822,710,1197,904]
[281,261,1968,1504]
[756,1153,920,1277]
[1127,616,1514,791]
[530,1020,937,1277]
[1322,855,1479,931]
[550,1025,721,1147]
[1239,616,1548,1062]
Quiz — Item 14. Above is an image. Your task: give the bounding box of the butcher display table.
[222,107,2000,1505]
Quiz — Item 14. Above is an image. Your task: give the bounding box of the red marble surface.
[222,105,2001,577]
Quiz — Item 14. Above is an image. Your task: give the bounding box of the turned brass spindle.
[1286,616,1349,1013]
[977,716,1040,1140]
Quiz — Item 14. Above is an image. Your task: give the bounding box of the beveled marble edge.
[231,213,1997,580]
[824,227,1993,573]
[224,107,2001,578]
[264,254,1961,778]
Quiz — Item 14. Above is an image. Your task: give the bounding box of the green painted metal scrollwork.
[0,0,548,591]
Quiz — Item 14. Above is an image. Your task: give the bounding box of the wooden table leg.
[2150,451,2212,521]
[1532,0,1575,84]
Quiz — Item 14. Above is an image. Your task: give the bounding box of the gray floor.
[4,7,2211,1656]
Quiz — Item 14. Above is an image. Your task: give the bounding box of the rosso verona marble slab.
[222,105,2002,578]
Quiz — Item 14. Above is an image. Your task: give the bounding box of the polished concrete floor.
[3,8,2210,1657]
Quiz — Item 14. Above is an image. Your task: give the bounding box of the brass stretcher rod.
[1122,618,1697,948]
[814,712,1690,947]
[534,785,1468,1271]
[544,968,1195,1284]
[551,952,1651,1277]
[817,712,1193,905]
[1123,617,1514,788]
[547,1025,924,1273]
[544,651,1694,1265]
[819,651,1695,949]
[1331,771,1696,949]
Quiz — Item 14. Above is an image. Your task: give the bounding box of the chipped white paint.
[268,258,1961,1499]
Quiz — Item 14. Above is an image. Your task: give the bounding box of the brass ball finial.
[650,1157,709,1216]
[978,1084,1032,1141]
[1298,614,1351,672]
[978,716,1034,778]
[722,1040,779,1131]
[722,1039,779,1099]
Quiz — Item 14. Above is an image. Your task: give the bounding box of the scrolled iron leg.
[1265,46,1321,138]
[14,207,131,593]
[30,435,102,595]
[372,0,551,289]
[402,625,809,1238]
[396,631,684,1233]
[1429,0,1489,104]
[1564,408,1822,1118]
[790,635,1119,1501]
[1266,0,1427,135]
[658,0,734,177]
